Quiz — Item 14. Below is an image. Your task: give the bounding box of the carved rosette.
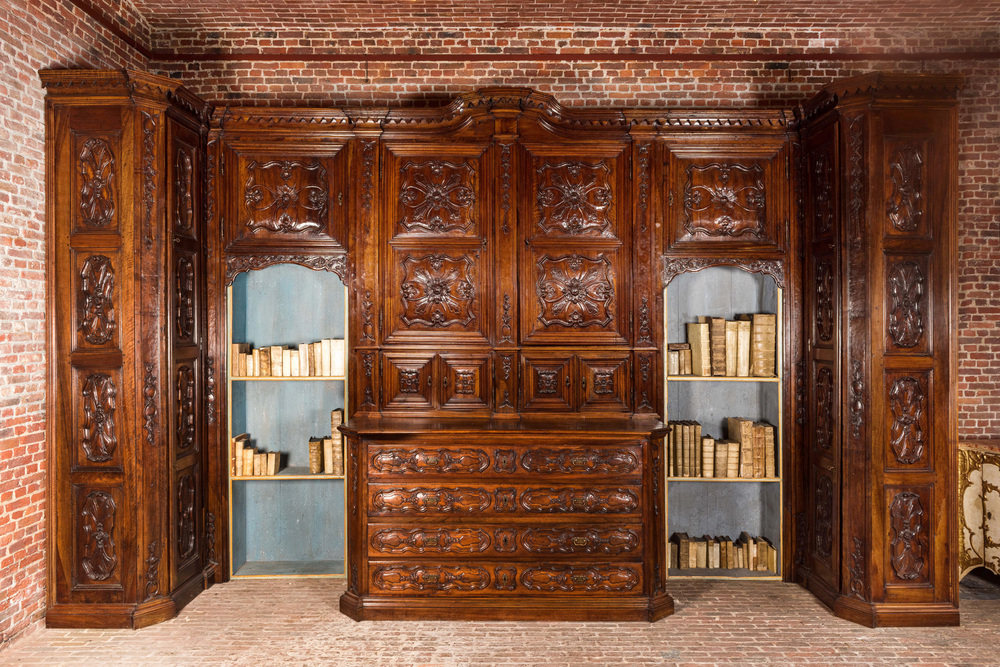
[811,149,834,236]
[370,448,489,474]
[372,565,490,592]
[399,253,476,328]
[815,367,833,451]
[398,159,477,234]
[814,474,833,559]
[535,160,613,236]
[243,160,328,234]
[889,377,926,465]
[176,365,195,451]
[78,138,116,228]
[887,144,924,232]
[887,260,925,348]
[662,257,784,288]
[175,146,194,231]
[815,258,834,342]
[81,491,117,581]
[682,162,765,237]
[536,254,614,328]
[521,565,638,592]
[81,372,117,462]
[889,491,926,580]
[176,255,195,340]
[177,474,196,560]
[78,255,117,345]
[225,254,347,286]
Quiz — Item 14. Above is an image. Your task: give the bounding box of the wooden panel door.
[521,352,574,412]
[439,352,491,411]
[382,352,435,411]
[578,352,631,413]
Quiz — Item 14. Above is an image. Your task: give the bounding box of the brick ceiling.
[131,0,1000,31]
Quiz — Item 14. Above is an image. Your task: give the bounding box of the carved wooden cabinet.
[339,418,671,620]
[42,70,214,628]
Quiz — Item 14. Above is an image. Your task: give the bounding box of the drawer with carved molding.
[367,523,644,558]
[367,484,642,516]
[366,444,644,479]
[368,561,644,596]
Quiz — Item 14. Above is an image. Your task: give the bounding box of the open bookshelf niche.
[664,265,782,579]
[228,263,348,578]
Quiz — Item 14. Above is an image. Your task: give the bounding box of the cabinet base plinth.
[46,598,176,629]
[339,592,674,622]
[833,596,960,628]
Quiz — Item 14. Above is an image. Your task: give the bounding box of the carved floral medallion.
[682,162,765,237]
[535,160,613,236]
[536,254,614,328]
[889,377,926,465]
[78,138,116,228]
[887,144,924,232]
[889,491,926,580]
[399,253,476,328]
[243,160,328,234]
[81,490,117,581]
[888,260,925,348]
[81,372,117,463]
[79,255,116,345]
[398,160,476,234]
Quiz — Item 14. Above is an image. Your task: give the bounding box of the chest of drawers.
[339,417,672,621]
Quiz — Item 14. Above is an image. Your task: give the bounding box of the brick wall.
[0,0,147,650]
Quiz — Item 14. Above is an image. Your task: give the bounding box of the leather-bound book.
[764,424,776,478]
[231,433,249,477]
[281,348,292,377]
[751,313,777,377]
[251,349,260,377]
[298,343,310,377]
[680,348,692,375]
[693,422,702,477]
[676,532,691,570]
[752,423,766,478]
[726,440,740,478]
[332,339,346,377]
[667,350,680,376]
[727,417,755,478]
[701,437,715,478]
[242,447,255,478]
[686,322,711,376]
[714,439,728,478]
[252,452,263,476]
[259,348,271,376]
[308,437,323,474]
[323,438,335,475]
[266,451,279,476]
[709,317,727,376]
[289,350,300,377]
[725,320,739,376]
[736,318,752,377]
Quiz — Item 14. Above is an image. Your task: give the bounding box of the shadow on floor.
[960,567,1000,600]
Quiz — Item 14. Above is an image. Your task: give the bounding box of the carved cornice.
[225,253,348,285]
[40,69,212,122]
[662,256,784,288]
[800,73,963,123]
[217,107,352,128]
[627,109,794,130]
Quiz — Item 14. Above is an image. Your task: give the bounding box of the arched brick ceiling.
[132,0,1000,31]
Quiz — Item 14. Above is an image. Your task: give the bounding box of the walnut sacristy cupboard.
[42,70,961,627]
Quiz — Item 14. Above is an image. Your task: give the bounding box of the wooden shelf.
[667,375,779,383]
[232,466,345,481]
[667,477,780,483]
[231,376,345,382]
[668,567,780,580]
[233,560,345,578]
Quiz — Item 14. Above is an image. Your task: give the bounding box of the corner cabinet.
[44,71,962,628]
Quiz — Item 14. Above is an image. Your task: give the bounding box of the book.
[763,424,776,478]
[751,313,777,377]
[252,452,263,476]
[269,346,283,377]
[713,438,728,478]
[676,532,691,570]
[701,437,715,478]
[251,349,260,377]
[696,537,708,568]
[323,437,335,475]
[281,348,292,377]
[242,447,255,478]
[331,408,343,432]
[668,539,679,569]
[680,348,692,375]
[752,423,766,478]
[709,317,727,376]
[725,320,739,376]
[667,350,680,376]
[266,451,279,476]
[231,433,249,477]
[308,437,323,474]
[321,339,332,376]
[727,417,755,478]
[686,322,711,376]
[736,318,752,377]
[332,339,346,377]
[290,350,300,377]
[259,348,271,376]
[693,422,702,476]
[727,440,740,478]
[671,423,681,477]
[298,343,310,377]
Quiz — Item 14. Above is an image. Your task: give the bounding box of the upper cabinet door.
[223,141,348,252]
[663,137,789,253]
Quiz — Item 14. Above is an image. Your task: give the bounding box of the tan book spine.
[683,423,692,477]
[330,408,343,431]
[332,339,346,377]
[320,339,332,376]
[752,423,765,478]
[289,350,300,377]
[714,439,728,478]
[269,346,282,377]
[694,422,702,476]
[259,348,271,376]
[242,448,254,478]
[308,438,323,474]
[281,348,292,377]
[667,350,679,376]
[727,441,740,478]
[751,313,777,377]
[298,343,309,377]
[696,538,708,568]
[252,453,263,476]
[230,344,241,376]
[266,452,278,476]
[331,436,344,476]
[681,349,692,375]
[323,438,334,474]
[764,424,776,478]
[677,533,690,570]
[768,543,778,573]
[251,348,260,377]
[688,536,699,569]
[672,423,681,477]
[709,317,727,376]
[736,318,752,377]
[725,320,739,376]
[686,322,711,376]
[669,541,678,570]
[701,437,715,478]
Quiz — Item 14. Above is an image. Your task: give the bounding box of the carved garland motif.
[850,361,864,440]
[81,372,117,463]
[79,255,116,345]
[373,565,490,592]
[175,146,194,231]
[887,260,925,348]
[398,159,477,234]
[812,149,834,236]
[499,355,514,409]
[205,356,216,426]
[887,144,924,232]
[637,296,652,345]
[144,540,160,601]
[521,565,639,592]
[637,143,651,227]
[177,475,196,560]
[889,377,926,465]
[243,160,328,234]
[205,511,217,565]
[361,287,375,342]
[682,162,766,237]
[815,367,833,451]
[140,112,157,249]
[176,256,195,340]
[662,257,784,288]
[81,490,117,581]
[848,115,866,245]
[225,254,347,286]
[535,160,613,236]
[889,491,926,580]
[794,511,808,566]
[536,254,614,328]
[360,140,376,216]
[360,352,376,408]
[143,363,156,447]
[399,253,477,328]
[370,448,489,474]
[176,365,195,451]
[795,360,806,426]
[500,143,513,235]
[814,474,833,559]
[78,138,116,228]
[815,258,834,342]
[848,536,867,600]
[637,353,653,411]
[500,293,513,343]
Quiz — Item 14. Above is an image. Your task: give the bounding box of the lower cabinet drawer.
[368,561,643,596]
[367,484,642,516]
[367,523,643,558]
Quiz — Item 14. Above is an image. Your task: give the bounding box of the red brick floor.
[2,579,998,665]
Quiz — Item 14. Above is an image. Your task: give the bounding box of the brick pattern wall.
[0,0,147,650]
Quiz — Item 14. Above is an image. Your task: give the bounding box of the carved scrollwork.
[176,365,195,451]
[536,254,614,328]
[78,138,116,228]
[398,159,477,234]
[889,377,926,465]
[205,356,216,426]
[637,296,652,345]
[499,293,513,343]
[520,449,639,475]
[205,511,217,565]
[177,475,196,560]
[500,143,512,234]
[360,140,376,216]
[811,149,834,236]
[141,113,157,249]
[850,361,864,440]
[682,162,765,237]
[370,527,490,554]
[637,353,653,411]
[815,367,833,451]
[887,144,924,232]
[371,487,492,514]
[81,372,117,463]
[520,565,639,592]
[144,540,160,601]
[143,363,156,447]
[243,160,328,234]
[520,488,639,514]
[662,257,784,288]
[78,255,116,345]
[225,254,347,286]
[494,488,517,512]
[399,253,476,328]
[372,565,490,592]
[848,536,867,600]
[499,355,514,410]
[815,474,833,559]
[815,258,834,342]
[890,491,926,580]
[535,159,613,236]
[176,255,195,340]
[888,260,925,348]
[521,527,640,555]
[370,448,489,474]
[360,352,376,408]
[81,490,117,581]
[175,146,194,231]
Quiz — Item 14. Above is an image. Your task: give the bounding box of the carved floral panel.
[811,149,834,237]
[78,254,116,346]
[886,142,925,234]
[889,489,928,581]
[174,145,195,232]
[81,372,117,463]
[815,257,834,343]
[888,375,928,466]
[243,160,328,234]
[887,258,927,350]
[175,255,195,341]
[176,365,196,452]
[177,474,196,560]
[77,138,116,229]
[815,366,834,452]
[399,253,477,329]
[534,159,614,237]
[397,159,477,235]
[80,490,117,582]
[370,527,491,555]
[682,162,766,238]
[536,254,614,328]
[814,473,833,560]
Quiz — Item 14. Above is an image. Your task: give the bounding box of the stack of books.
[307,409,346,475]
[230,339,346,377]
[667,419,776,478]
[230,433,281,476]
[667,313,776,377]
[668,532,778,573]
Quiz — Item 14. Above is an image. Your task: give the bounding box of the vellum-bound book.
[701,437,715,478]
[686,322,711,376]
[709,317,727,376]
[725,321,739,376]
[751,313,777,377]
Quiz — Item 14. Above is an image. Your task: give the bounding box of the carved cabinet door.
[578,352,631,413]
[223,141,349,252]
[520,352,630,413]
[663,137,789,252]
[521,352,574,412]
[382,352,435,411]
[439,352,491,411]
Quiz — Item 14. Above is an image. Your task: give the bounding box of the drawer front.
[368,484,642,516]
[368,561,643,596]
[366,444,644,478]
[367,524,643,558]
